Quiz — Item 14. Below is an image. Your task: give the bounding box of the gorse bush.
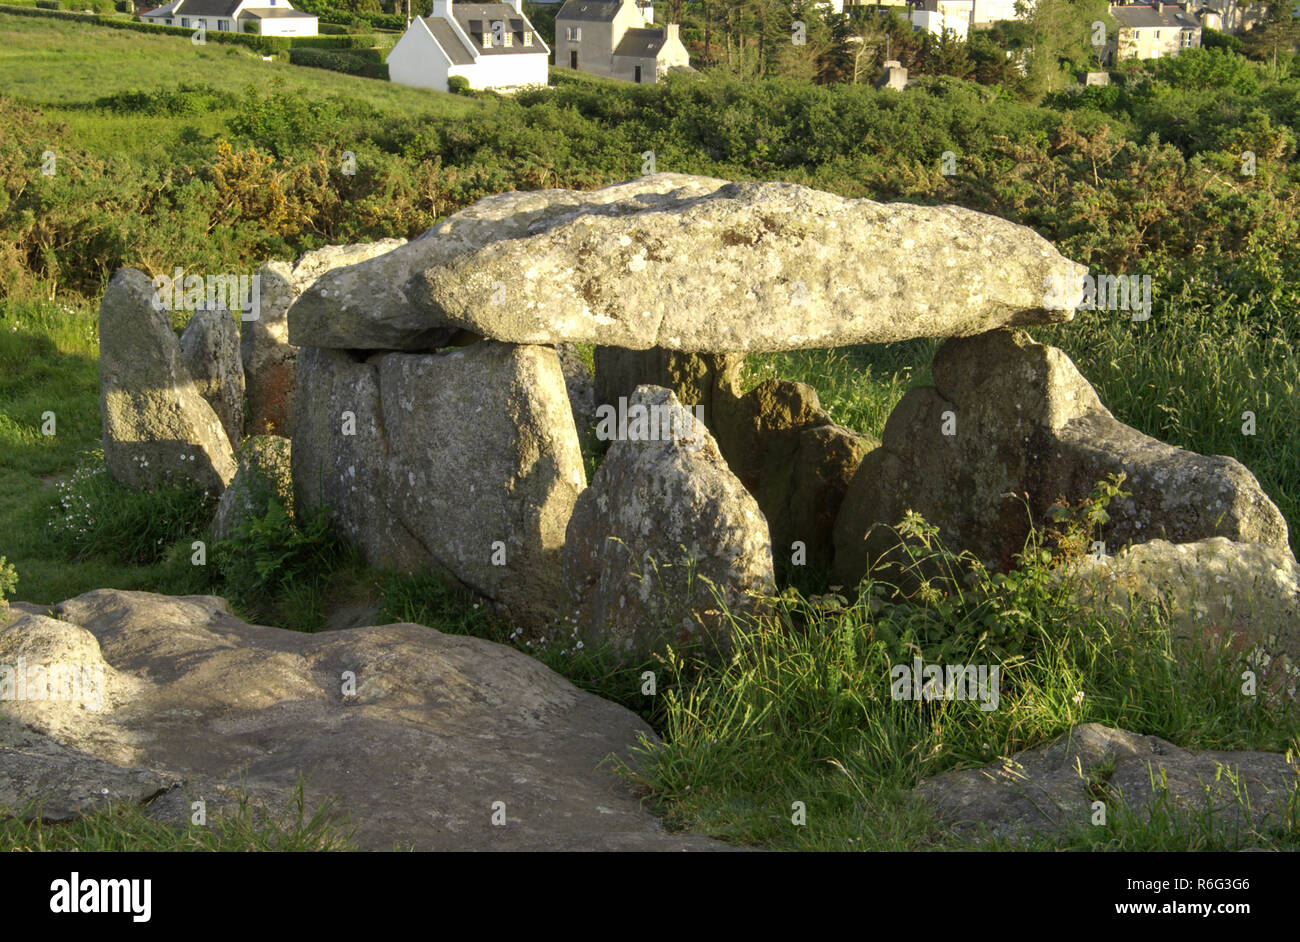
[0,556,17,604]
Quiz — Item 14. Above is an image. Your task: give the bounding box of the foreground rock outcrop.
[564,386,775,658]
[289,175,1085,353]
[917,723,1300,843]
[0,590,728,851]
[98,268,236,492]
[835,329,1289,585]
[292,341,585,625]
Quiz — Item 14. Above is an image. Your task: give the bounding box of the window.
[503,31,513,47]
[566,26,582,41]
[181,17,189,26]
[523,32,532,45]
[634,65,642,83]
[218,18,228,30]
[482,31,493,47]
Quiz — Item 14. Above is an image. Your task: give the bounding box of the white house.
[387,0,549,93]
[138,0,318,35]
[554,0,690,84]
[911,0,1026,30]
[911,8,970,39]
[1105,2,1201,62]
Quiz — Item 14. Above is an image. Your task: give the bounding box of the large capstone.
[287,175,730,350]
[289,175,1084,353]
[244,240,407,437]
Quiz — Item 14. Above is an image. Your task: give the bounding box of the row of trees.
[665,0,1299,99]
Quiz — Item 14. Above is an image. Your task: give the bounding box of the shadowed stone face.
[833,329,1289,587]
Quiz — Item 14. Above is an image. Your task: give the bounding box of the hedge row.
[0,5,382,51]
[289,2,405,33]
[36,0,114,11]
[291,34,380,49]
[287,46,387,79]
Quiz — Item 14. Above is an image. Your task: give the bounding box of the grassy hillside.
[0,11,475,152]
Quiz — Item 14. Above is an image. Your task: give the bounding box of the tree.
[1017,0,1111,100]
[1243,1,1300,74]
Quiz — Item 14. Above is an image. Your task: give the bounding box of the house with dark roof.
[138,0,318,35]
[554,0,690,84]
[387,0,549,93]
[1105,2,1201,61]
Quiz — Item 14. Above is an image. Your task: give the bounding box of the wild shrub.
[211,498,348,630]
[46,454,217,564]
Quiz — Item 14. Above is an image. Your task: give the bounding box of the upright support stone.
[180,304,244,449]
[564,385,775,660]
[98,268,236,493]
[292,341,586,625]
[833,329,1290,587]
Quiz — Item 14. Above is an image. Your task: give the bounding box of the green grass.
[1,780,356,851]
[0,10,478,163]
[615,518,1300,851]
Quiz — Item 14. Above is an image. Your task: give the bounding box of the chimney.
[431,0,449,17]
[1155,1,1163,11]
[666,23,679,45]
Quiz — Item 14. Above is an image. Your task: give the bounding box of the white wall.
[388,21,453,91]
[140,11,317,35]
[454,51,549,90]
[911,9,969,38]
[971,0,1021,24]
[257,17,319,36]
[388,18,548,92]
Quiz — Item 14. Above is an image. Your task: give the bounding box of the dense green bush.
[0,556,16,606]
[288,46,386,77]
[212,500,350,631]
[94,83,224,114]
